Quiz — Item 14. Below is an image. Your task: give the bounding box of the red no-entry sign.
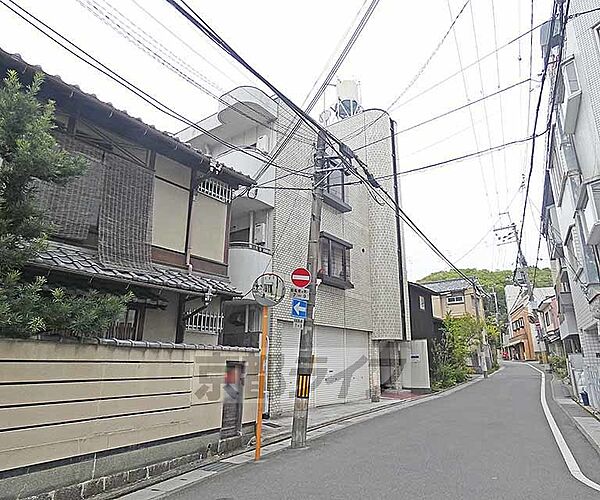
[291,267,311,288]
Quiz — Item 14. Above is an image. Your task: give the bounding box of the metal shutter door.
[314,325,346,407]
[344,329,370,402]
[278,320,301,414]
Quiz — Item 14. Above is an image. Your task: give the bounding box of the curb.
[548,372,600,459]
[118,374,486,500]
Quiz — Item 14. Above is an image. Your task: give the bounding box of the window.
[556,58,582,134]
[447,294,464,304]
[319,232,352,289]
[563,60,580,95]
[325,165,345,201]
[322,161,351,213]
[564,226,581,275]
[512,317,525,331]
[545,311,551,327]
[419,295,426,310]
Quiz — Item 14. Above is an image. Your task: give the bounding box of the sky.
[0,0,555,280]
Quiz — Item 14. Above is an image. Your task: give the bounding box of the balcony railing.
[229,241,272,255]
[185,312,224,335]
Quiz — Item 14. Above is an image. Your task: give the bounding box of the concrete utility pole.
[291,130,327,449]
[495,222,545,360]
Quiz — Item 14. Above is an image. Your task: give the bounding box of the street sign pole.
[251,273,285,461]
[291,130,326,449]
[254,305,269,461]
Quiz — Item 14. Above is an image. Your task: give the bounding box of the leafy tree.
[0,70,130,338]
[431,313,484,389]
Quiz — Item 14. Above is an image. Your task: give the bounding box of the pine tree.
[0,70,129,338]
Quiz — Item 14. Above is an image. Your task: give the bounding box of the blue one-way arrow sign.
[291,297,308,319]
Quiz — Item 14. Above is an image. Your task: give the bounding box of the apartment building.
[539,2,600,409]
[178,84,418,415]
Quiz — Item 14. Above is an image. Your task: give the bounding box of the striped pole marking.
[296,374,311,398]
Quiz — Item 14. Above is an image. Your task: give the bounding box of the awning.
[505,337,526,347]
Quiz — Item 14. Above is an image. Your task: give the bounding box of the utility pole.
[495,221,545,361]
[290,130,327,449]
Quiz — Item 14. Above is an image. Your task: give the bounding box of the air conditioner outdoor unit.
[253,222,267,245]
[584,181,600,245]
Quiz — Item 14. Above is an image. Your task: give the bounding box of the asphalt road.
[166,362,600,500]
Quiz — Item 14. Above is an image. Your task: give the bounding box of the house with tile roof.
[0,47,268,499]
[0,48,255,344]
[422,277,486,321]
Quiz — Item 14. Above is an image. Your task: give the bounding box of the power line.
[76,0,316,145]
[387,0,470,110]
[354,78,531,151]
[516,0,568,277]
[468,0,500,214]
[235,0,381,199]
[341,0,470,143]
[447,0,494,219]
[392,18,548,111]
[128,0,248,88]
[361,133,545,181]
[164,0,483,292]
[568,6,600,19]
[1,0,313,176]
[490,0,510,208]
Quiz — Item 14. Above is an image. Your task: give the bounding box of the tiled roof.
[421,277,480,294]
[31,241,239,297]
[0,48,254,188]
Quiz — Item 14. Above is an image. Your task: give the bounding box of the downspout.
[184,172,196,273]
[390,118,408,339]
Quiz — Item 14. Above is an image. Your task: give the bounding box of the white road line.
[527,363,600,492]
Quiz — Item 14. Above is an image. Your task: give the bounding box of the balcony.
[559,307,578,341]
[228,242,272,295]
[219,149,274,209]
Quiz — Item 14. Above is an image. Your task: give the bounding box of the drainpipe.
[390,119,408,339]
[249,211,255,246]
[185,174,196,274]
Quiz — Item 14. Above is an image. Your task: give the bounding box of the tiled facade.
[180,88,412,416]
[267,108,409,415]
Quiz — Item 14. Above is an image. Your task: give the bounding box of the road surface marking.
[527,363,600,492]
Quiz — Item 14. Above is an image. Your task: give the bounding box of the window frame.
[318,231,353,289]
[419,295,426,310]
[322,161,352,213]
[447,294,464,305]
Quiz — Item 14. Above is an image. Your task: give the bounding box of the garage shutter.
[277,322,370,413]
[314,326,346,407]
[345,329,370,402]
[278,320,301,414]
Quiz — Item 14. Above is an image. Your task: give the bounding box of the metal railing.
[229,241,273,255]
[185,312,224,335]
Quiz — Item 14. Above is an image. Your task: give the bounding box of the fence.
[186,312,224,335]
[0,339,258,474]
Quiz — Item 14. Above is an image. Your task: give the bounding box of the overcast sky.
[0,0,555,280]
